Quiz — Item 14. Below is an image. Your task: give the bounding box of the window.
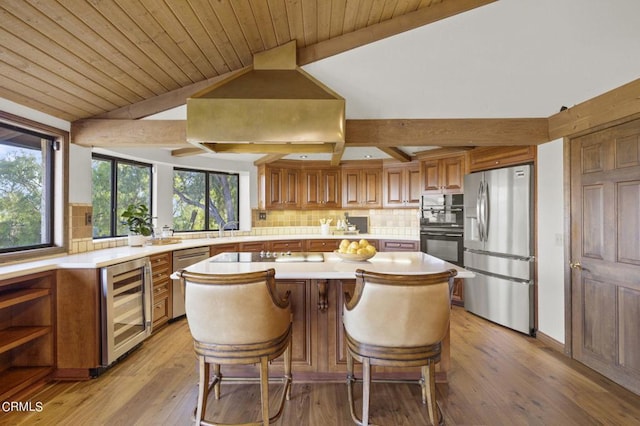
[0,122,55,253]
[173,168,239,231]
[92,154,152,238]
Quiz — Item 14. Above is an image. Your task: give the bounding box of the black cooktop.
[210,252,324,263]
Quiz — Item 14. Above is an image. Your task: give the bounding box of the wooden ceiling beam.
[171,147,204,157]
[298,0,497,65]
[71,117,552,149]
[377,147,413,162]
[346,118,550,147]
[71,119,188,147]
[253,154,287,165]
[548,78,640,139]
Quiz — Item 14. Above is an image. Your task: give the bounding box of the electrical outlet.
[85,212,92,225]
[258,211,267,220]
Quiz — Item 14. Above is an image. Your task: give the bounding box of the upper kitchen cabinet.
[468,146,536,172]
[341,162,383,209]
[421,153,467,194]
[258,163,300,210]
[301,166,341,209]
[382,161,421,208]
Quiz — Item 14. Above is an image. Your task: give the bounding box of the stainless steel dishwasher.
[171,246,209,319]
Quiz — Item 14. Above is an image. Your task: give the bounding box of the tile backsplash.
[69,204,419,254]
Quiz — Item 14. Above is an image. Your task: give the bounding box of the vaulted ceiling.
[2,0,637,165]
[0,0,494,122]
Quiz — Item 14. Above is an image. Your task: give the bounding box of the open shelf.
[0,288,50,309]
[0,271,54,400]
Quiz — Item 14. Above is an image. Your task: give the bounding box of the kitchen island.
[176,251,471,383]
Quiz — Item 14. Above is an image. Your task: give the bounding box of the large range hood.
[186,41,345,155]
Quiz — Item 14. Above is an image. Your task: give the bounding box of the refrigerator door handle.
[482,180,489,241]
[477,181,484,242]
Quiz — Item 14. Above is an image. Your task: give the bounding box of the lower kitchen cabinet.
[451,278,464,306]
[306,239,340,252]
[149,253,172,330]
[0,271,55,400]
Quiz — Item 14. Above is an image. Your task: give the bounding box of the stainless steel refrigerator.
[463,164,535,335]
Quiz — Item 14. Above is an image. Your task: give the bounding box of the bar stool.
[343,268,457,426]
[178,268,292,425]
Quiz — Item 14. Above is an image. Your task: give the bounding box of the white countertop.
[174,251,473,279]
[0,234,419,281]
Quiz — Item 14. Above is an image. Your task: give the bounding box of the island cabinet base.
[217,279,449,383]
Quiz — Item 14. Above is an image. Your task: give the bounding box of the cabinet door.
[342,169,362,207]
[421,159,441,193]
[361,168,382,208]
[383,166,404,207]
[266,167,283,207]
[272,280,315,372]
[282,168,300,208]
[441,156,465,193]
[302,170,322,208]
[407,165,422,204]
[322,169,341,208]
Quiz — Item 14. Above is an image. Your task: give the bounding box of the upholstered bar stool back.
[343,268,457,426]
[178,268,292,426]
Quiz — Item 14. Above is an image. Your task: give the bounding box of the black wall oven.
[420,194,464,266]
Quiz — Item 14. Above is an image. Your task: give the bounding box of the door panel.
[484,165,532,257]
[571,117,640,395]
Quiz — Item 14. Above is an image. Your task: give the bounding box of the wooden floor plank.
[3,307,640,425]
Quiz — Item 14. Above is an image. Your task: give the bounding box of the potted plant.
[121,203,153,246]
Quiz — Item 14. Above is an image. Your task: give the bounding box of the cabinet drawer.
[271,240,304,251]
[152,297,170,328]
[306,239,340,252]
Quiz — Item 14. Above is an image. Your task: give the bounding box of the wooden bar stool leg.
[362,357,371,426]
[346,350,360,424]
[425,360,440,425]
[212,363,221,400]
[196,357,209,424]
[260,356,270,425]
[284,340,292,400]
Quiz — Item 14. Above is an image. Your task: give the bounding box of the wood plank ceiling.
[0,0,557,162]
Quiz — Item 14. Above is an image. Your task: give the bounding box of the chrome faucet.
[219,221,240,237]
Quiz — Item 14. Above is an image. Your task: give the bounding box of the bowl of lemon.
[334,239,377,262]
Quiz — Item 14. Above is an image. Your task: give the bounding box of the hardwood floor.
[3,307,640,425]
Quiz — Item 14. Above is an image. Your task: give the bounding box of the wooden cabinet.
[306,239,341,252]
[271,240,304,252]
[341,164,382,208]
[149,253,172,330]
[239,241,268,252]
[451,278,464,306]
[210,243,239,257]
[301,168,341,208]
[258,164,300,210]
[383,162,421,207]
[469,146,536,172]
[379,239,419,252]
[0,271,55,400]
[421,155,466,194]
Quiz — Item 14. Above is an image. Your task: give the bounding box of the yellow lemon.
[358,239,369,247]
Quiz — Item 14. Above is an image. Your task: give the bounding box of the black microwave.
[420,194,464,228]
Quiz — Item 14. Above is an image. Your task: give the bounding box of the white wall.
[536,140,566,343]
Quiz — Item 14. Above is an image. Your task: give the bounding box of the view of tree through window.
[92,154,152,238]
[173,168,238,231]
[0,122,54,252]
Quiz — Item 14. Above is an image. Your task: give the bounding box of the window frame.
[91,153,153,239]
[172,167,240,232]
[0,111,68,263]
